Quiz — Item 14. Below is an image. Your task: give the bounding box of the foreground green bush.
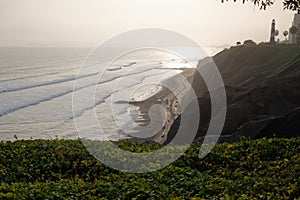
[0,138,299,199]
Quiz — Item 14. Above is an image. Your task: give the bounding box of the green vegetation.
[0,138,299,199]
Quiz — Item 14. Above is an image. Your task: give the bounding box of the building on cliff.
[289,11,300,45]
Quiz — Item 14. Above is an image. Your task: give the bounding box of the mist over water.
[0,47,219,141]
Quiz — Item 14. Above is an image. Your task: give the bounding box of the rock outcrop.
[237,107,300,139]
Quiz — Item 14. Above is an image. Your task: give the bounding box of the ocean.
[0,46,222,141]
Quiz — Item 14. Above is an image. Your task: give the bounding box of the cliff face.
[166,45,300,144]
[214,45,300,88]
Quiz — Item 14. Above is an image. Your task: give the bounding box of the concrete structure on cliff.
[289,11,300,45]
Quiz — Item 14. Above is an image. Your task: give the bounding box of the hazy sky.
[0,0,296,47]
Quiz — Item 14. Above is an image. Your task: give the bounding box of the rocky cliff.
[166,45,300,144]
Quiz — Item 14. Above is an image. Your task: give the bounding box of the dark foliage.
[0,138,299,199]
[221,0,300,10]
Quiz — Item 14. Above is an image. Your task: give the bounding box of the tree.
[236,41,241,45]
[283,30,289,40]
[274,30,280,43]
[220,0,300,11]
[244,39,256,45]
[290,26,298,35]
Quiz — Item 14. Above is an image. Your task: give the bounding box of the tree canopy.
[290,26,298,34]
[221,0,300,10]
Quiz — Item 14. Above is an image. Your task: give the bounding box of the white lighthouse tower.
[270,19,276,43]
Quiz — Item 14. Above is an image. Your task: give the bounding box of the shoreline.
[124,68,198,144]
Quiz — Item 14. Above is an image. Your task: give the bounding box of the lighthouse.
[270,19,276,43]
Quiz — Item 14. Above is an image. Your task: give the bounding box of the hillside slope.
[167,45,300,143]
[214,45,300,88]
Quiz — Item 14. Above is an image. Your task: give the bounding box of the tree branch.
[221,0,300,10]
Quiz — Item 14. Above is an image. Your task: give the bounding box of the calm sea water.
[0,47,221,141]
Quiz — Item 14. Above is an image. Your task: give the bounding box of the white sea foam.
[0,47,214,141]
